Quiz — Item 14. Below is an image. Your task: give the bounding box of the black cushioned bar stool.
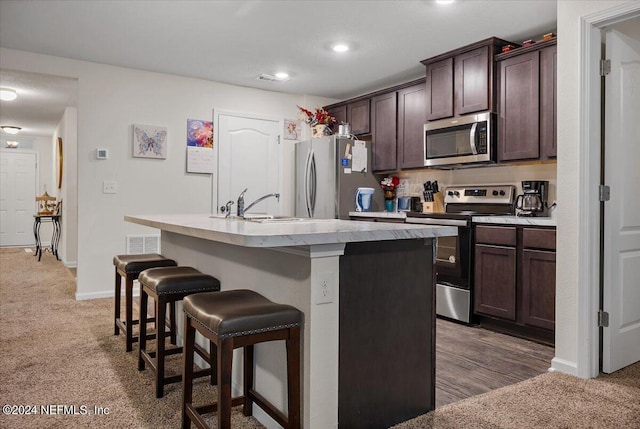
[138,266,221,398]
[113,253,178,352]
[182,289,303,429]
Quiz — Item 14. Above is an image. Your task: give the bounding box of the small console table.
[33,214,61,261]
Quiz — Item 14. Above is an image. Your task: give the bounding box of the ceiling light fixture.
[0,88,18,101]
[274,72,290,80]
[1,126,21,134]
[332,43,349,53]
[5,141,19,148]
[436,0,455,4]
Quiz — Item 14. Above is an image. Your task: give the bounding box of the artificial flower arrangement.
[297,105,337,127]
[380,176,400,192]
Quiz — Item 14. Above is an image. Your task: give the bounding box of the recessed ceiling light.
[274,72,290,80]
[5,141,19,148]
[332,44,349,53]
[0,88,18,101]
[1,126,21,134]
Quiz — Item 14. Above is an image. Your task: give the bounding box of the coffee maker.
[515,180,549,216]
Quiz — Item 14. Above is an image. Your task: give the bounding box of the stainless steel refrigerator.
[295,136,384,219]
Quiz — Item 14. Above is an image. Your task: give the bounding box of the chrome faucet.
[222,200,234,218]
[237,188,280,217]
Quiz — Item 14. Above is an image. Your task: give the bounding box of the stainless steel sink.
[246,215,306,223]
[210,213,323,223]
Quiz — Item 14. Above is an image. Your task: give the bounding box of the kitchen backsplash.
[399,162,557,206]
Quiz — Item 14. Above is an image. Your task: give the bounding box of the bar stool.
[138,266,221,398]
[113,253,178,352]
[182,289,303,429]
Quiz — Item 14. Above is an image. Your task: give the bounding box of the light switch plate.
[103,180,117,194]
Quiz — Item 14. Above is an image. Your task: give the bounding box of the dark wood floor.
[436,318,555,408]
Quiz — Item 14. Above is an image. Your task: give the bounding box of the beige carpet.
[1,248,639,428]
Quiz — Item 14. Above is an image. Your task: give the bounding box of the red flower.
[298,105,336,126]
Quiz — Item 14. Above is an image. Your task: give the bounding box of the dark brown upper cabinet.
[455,46,490,115]
[498,51,540,161]
[371,92,397,172]
[421,37,513,121]
[496,38,557,163]
[540,44,557,159]
[326,100,369,136]
[347,99,371,135]
[398,83,427,169]
[329,104,347,133]
[325,78,426,172]
[425,57,453,120]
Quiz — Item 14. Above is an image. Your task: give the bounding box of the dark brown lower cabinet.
[474,225,556,344]
[474,244,517,320]
[522,249,556,330]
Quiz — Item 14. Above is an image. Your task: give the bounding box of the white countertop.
[348,211,407,219]
[125,214,456,248]
[472,215,557,227]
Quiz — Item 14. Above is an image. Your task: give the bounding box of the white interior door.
[0,151,37,246]
[216,113,281,216]
[602,29,640,373]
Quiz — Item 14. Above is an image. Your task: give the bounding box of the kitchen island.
[125,214,456,429]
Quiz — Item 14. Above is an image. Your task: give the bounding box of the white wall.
[54,107,78,267]
[0,47,336,299]
[555,0,628,375]
[30,135,54,196]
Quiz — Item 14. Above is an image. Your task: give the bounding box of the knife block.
[422,193,444,213]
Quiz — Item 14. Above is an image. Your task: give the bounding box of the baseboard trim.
[64,261,77,268]
[550,357,579,377]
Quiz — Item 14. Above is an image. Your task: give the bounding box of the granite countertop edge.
[125,214,457,248]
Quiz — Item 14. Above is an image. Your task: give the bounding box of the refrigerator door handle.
[304,150,311,217]
[309,151,317,217]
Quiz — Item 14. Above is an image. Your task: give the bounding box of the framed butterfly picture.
[133,124,168,159]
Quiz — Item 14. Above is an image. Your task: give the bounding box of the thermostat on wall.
[96,148,108,160]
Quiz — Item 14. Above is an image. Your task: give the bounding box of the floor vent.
[126,235,160,254]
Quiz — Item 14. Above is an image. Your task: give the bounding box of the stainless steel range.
[406,185,516,323]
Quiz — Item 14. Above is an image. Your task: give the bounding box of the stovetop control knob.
[492,190,499,196]
[447,191,454,196]
[499,190,506,196]
[454,191,460,197]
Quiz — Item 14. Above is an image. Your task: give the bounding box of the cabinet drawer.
[523,228,556,250]
[475,226,516,246]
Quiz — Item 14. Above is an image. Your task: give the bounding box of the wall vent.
[126,235,160,254]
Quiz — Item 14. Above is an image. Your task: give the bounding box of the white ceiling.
[0,0,557,139]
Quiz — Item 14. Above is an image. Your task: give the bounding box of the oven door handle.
[469,122,478,155]
[406,218,468,227]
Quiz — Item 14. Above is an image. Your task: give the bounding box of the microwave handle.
[469,123,478,155]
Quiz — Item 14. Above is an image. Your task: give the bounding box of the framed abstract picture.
[186,119,213,148]
[186,118,214,174]
[133,124,167,159]
[283,119,302,140]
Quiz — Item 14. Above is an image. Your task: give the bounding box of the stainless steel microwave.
[423,111,495,168]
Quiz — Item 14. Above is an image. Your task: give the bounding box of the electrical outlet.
[103,180,117,194]
[315,271,334,305]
